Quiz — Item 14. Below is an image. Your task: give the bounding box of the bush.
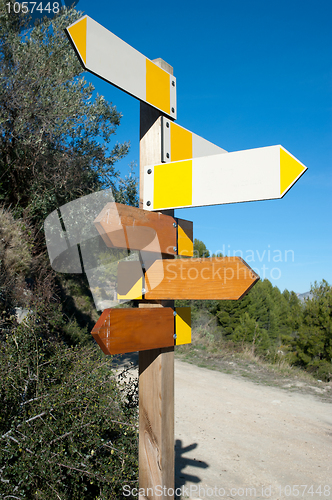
[0,316,138,499]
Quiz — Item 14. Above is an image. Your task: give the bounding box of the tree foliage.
[193,238,210,258]
[0,2,134,226]
[178,239,332,381]
[289,280,332,380]
[0,8,140,496]
[223,278,331,380]
[0,209,138,499]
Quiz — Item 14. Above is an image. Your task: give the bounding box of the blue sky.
[70,0,331,294]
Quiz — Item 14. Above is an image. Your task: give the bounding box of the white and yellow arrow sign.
[66,16,177,119]
[143,145,307,210]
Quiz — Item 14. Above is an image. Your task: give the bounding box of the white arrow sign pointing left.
[66,16,177,119]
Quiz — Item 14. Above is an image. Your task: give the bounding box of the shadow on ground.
[111,351,139,369]
[175,439,209,497]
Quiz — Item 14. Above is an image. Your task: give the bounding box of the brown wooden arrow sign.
[94,202,193,256]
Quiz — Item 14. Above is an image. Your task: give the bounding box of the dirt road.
[174,359,332,500]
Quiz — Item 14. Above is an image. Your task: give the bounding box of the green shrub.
[0,316,138,499]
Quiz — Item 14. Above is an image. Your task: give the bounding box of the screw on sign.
[61,16,308,500]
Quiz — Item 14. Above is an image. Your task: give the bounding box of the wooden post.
[139,60,175,500]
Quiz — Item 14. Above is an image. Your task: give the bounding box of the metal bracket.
[170,77,177,120]
[161,116,171,163]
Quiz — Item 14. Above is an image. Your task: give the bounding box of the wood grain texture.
[94,202,177,255]
[139,346,174,499]
[91,308,174,355]
[145,257,259,300]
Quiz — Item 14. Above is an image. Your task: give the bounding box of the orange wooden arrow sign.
[91,307,175,355]
[145,257,259,300]
[94,202,193,257]
[118,257,259,301]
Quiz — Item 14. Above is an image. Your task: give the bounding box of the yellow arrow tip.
[67,17,87,66]
[280,147,307,196]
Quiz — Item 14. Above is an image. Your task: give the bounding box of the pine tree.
[291,280,332,380]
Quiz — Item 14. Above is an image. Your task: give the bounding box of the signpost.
[63,16,308,500]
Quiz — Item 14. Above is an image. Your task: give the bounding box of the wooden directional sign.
[161,117,226,163]
[66,16,176,119]
[118,257,259,301]
[143,145,307,211]
[94,202,193,256]
[92,306,191,355]
[92,308,174,355]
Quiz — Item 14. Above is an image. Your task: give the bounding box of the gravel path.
[174,359,332,500]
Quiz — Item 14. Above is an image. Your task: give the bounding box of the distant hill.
[297,291,313,302]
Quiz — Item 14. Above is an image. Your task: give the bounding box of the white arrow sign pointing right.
[143,145,307,210]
